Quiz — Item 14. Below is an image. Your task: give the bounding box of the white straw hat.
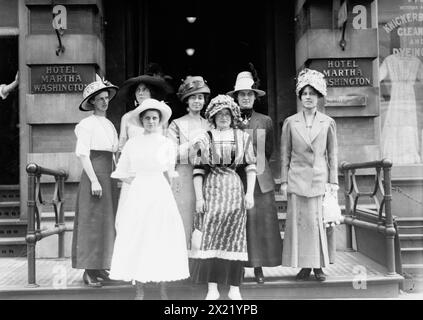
[130,98,172,125]
[227,71,265,97]
[79,77,118,111]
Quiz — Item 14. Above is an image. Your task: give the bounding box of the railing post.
[382,159,396,276]
[26,163,39,288]
[342,162,354,252]
[58,174,65,258]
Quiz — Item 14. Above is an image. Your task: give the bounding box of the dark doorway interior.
[0,37,19,184]
[105,0,268,122]
[146,0,268,120]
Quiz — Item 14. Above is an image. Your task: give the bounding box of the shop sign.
[325,95,367,107]
[31,65,95,94]
[310,58,372,87]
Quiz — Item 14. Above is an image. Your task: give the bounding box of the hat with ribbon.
[130,98,172,126]
[204,94,241,125]
[295,68,327,97]
[227,71,265,97]
[79,75,118,111]
[177,76,211,102]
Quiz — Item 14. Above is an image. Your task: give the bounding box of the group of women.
[71,66,338,300]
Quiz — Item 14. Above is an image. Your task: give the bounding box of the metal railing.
[26,163,69,287]
[340,159,397,276]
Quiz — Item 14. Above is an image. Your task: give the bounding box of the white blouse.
[112,133,178,179]
[0,84,9,100]
[75,115,119,156]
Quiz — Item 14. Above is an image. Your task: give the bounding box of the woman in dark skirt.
[72,78,119,287]
[191,95,257,300]
[227,66,283,284]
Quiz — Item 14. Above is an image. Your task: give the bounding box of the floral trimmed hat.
[204,94,241,124]
[295,68,327,97]
[177,76,210,102]
[79,77,118,111]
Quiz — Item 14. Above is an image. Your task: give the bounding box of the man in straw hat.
[228,66,282,284]
[72,76,119,287]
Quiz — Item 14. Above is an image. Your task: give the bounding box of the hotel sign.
[310,58,373,87]
[325,95,367,107]
[31,65,95,94]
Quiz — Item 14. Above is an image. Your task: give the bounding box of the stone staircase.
[396,217,423,276]
[0,185,26,257]
[396,217,423,293]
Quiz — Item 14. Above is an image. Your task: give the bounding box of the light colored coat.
[280,111,338,197]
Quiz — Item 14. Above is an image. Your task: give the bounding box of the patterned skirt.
[190,167,247,285]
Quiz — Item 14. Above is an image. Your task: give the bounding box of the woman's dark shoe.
[83,270,102,287]
[254,267,265,284]
[313,268,326,281]
[295,268,311,281]
[96,269,112,282]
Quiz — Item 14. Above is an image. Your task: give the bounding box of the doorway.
[146,1,268,120]
[0,36,19,184]
[105,0,269,120]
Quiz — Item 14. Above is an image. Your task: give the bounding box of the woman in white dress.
[110,98,189,299]
[380,53,423,164]
[114,70,173,227]
[167,76,211,248]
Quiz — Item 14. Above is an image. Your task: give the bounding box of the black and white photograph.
[1,0,423,306]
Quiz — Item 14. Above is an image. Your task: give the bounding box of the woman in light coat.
[280,68,338,281]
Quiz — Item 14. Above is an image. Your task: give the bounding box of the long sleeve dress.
[190,128,256,286]
[238,111,283,267]
[167,114,211,248]
[72,115,119,270]
[280,111,338,268]
[379,54,423,164]
[109,132,190,283]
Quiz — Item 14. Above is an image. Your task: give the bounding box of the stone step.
[0,219,27,238]
[402,264,423,276]
[0,275,403,300]
[0,237,26,258]
[0,185,20,202]
[0,201,20,220]
[397,225,423,234]
[395,217,423,227]
[398,234,423,248]
[400,247,423,265]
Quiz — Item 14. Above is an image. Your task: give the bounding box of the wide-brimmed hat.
[227,71,265,97]
[79,79,118,111]
[177,76,211,102]
[130,98,172,125]
[204,95,241,125]
[295,68,327,97]
[115,75,173,103]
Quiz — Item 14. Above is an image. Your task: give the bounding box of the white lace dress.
[380,54,423,164]
[109,133,190,283]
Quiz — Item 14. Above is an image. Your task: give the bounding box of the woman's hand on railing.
[91,180,102,197]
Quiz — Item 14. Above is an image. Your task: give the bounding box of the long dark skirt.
[191,258,244,286]
[72,150,118,269]
[245,181,283,267]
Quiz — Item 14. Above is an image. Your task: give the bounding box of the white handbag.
[322,189,342,227]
